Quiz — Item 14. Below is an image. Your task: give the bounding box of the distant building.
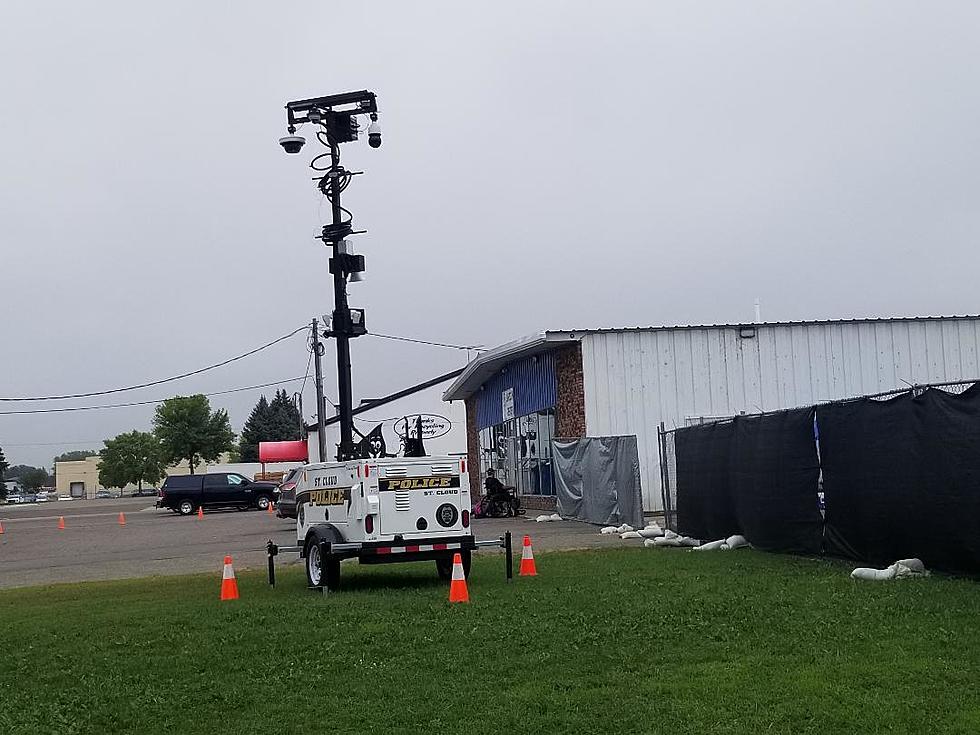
[3,478,25,495]
[444,316,980,512]
[53,454,295,498]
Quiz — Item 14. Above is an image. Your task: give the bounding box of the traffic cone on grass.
[57,516,65,530]
[220,555,239,601]
[197,506,204,520]
[519,535,537,576]
[118,512,126,526]
[448,553,469,603]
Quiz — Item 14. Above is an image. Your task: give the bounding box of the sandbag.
[851,566,898,581]
[693,539,727,551]
[851,558,929,581]
[535,514,552,523]
[653,536,683,547]
[664,530,680,540]
[617,524,635,533]
[678,536,701,547]
[638,527,665,539]
[724,535,749,550]
[620,531,642,540]
[549,513,562,522]
[643,538,659,548]
[600,526,618,535]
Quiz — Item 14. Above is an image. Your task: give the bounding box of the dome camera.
[279,134,306,154]
[367,113,382,149]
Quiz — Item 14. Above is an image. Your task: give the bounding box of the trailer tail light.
[365,515,374,534]
[462,510,470,528]
[461,459,466,474]
[365,465,371,477]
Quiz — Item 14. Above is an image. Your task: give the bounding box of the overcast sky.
[2,1,979,467]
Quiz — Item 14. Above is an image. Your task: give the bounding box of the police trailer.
[265,455,513,591]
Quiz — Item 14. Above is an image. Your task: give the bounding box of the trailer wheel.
[436,550,471,581]
[178,500,195,516]
[305,540,341,591]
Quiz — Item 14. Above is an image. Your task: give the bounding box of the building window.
[478,408,556,496]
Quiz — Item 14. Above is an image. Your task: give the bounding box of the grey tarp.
[553,435,644,528]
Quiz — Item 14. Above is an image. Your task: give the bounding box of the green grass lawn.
[2,549,980,734]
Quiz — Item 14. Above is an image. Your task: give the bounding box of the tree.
[239,395,273,463]
[153,395,235,474]
[20,467,49,492]
[99,431,165,491]
[53,450,99,464]
[6,465,52,487]
[239,390,304,462]
[0,445,8,500]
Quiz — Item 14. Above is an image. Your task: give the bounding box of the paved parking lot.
[0,499,625,589]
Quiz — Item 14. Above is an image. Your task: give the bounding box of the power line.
[0,325,309,402]
[0,376,307,415]
[367,332,485,352]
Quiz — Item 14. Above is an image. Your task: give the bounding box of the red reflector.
[461,459,466,474]
[365,464,370,477]
[462,510,470,528]
[365,514,374,534]
[376,546,390,554]
[406,545,420,553]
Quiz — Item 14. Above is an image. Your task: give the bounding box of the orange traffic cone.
[448,553,469,603]
[197,506,204,520]
[118,512,126,527]
[0,521,5,535]
[266,501,274,515]
[220,555,239,601]
[58,516,66,530]
[519,535,537,576]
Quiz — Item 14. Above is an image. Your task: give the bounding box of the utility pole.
[311,318,327,463]
[279,90,378,462]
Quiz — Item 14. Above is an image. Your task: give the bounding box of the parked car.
[275,467,303,519]
[6,494,23,504]
[58,495,73,501]
[156,473,279,515]
[132,487,158,497]
[95,490,112,500]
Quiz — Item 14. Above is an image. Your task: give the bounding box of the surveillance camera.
[367,114,382,149]
[279,135,306,154]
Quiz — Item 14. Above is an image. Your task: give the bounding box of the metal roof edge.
[442,332,576,403]
[545,315,980,334]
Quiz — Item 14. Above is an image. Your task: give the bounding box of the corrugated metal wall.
[580,318,980,510]
[475,352,557,430]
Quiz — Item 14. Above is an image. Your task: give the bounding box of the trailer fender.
[302,524,344,558]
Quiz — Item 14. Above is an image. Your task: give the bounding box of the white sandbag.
[643,538,659,548]
[600,526,618,535]
[535,514,552,523]
[693,539,727,551]
[851,566,898,581]
[652,536,682,547]
[638,527,665,539]
[663,529,680,540]
[620,531,642,540]
[724,534,749,550]
[617,524,635,533]
[719,543,731,550]
[549,513,562,521]
[852,558,929,581]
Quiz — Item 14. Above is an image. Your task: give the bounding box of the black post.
[329,142,356,461]
[504,531,513,582]
[312,319,327,463]
[266,540,277,587]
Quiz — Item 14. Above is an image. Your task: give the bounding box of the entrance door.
[70,482,85,498]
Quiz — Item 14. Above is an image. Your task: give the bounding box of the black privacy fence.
[660,382,980,574]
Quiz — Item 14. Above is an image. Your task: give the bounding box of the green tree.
[153,395,235,474]
[53,450,99,464]
[239,395,273,463]
[0,445,9,500]
[99,431,165,492]
[239,390,304,462]
[20,467,49,492]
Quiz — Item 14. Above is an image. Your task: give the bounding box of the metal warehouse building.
[443,316,980,512]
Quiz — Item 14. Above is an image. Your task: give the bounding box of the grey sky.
[2,2,979,467]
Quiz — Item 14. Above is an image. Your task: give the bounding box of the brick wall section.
[555,343,586,439]
[464,395,481,497]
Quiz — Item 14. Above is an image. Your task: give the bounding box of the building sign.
[502,388,515,421]
[393,414,453,440]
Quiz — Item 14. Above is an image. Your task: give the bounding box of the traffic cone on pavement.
[220,555,239,601]
[519,535,537,576]
[448,553,469,603]
[58,516,65,530]
[197,506,204,520]
[267,501,274,515]
[118,512,126,526]
[0,521,5,535]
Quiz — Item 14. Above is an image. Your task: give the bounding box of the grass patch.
[1,549,980,734]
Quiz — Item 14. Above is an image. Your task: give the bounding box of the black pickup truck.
[157,472,279,515]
